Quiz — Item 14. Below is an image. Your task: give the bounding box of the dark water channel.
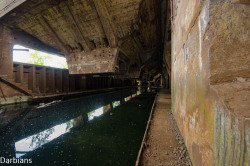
[0,88,156,165]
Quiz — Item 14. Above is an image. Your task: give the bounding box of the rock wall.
[171,0,249,165]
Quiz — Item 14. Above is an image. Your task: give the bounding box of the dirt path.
[136,89,192,166]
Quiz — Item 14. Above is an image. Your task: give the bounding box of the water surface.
[0,88,156,165]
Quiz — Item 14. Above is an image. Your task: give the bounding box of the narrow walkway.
[136,89,192,166]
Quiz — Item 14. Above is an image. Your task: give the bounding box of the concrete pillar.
[101,78,104,88]
[39,67,46,94]
[0,25,13,79]
[111,78,114,87]
[86,76,90,89]
[116,79,119,87]
[62,70,69,92]
[96,78,99,89]
[48,69,55,93]
[88,76,92,89]
[113,79,116,87]
[55,70,63,93]
[81,76,86,91]
[16,64,23,83]
[105,78,107,88]
[108,77,111,88]
[87,76,91,89]
[98,78,101,89]
[28,66,36,92]
[96,78,98,89]
[92,77,95,89]
[69,75,75,91]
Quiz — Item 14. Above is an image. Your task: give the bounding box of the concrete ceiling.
[0,0,169,79]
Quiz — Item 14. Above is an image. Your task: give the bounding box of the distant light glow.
[13,45,67,69]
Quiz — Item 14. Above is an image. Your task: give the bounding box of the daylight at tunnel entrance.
[0,0,249,165]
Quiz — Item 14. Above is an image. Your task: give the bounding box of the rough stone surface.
[67,47,119,74]
[171,0,249,165]
[209,0,250,84]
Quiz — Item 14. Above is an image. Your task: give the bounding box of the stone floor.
[137,89,192,166]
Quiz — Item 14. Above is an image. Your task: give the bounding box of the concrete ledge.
[0,86,138,106]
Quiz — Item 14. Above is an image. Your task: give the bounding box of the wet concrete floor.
[137,89,192,166]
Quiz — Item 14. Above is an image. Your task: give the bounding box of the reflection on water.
[125,96,131,102]
[112,101,120,108]
[0,103,32,127]
[137,90,142,95]
[132,93,137,98]
[0,87,156,165]
[88,107,104,121]
[13,88,147,159]
[15,119,74,158]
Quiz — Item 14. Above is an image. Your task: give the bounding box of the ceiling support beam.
[59,2,94,52]
[13,30,64,56]
[37,15,69,55]
[92,0,117,47]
